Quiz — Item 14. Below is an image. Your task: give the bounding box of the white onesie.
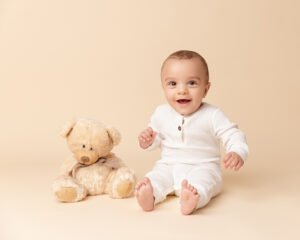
[145,103,249,208]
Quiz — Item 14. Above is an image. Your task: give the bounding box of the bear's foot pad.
[55,187,77,202]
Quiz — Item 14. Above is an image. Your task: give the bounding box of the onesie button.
[178,126,181,131]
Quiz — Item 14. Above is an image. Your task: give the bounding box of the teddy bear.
[53,118,136,202]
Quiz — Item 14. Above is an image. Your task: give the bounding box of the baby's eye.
[90,147,93,151]
[167,81,177,87]
[188,80,198,87]
[82,144,86,148]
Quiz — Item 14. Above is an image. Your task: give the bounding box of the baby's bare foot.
[180,180,200,215]
[135,177,154,212]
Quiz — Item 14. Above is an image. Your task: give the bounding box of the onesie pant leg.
[173,163,222,209]
[145,162,174,205]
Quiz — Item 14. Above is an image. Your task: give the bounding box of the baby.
[135,50,249,215]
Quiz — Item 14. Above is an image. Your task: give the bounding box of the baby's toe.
[144,178,150,184]
[181,179,188,188]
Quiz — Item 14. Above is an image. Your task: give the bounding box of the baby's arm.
[212,109,249,171]
[138,127,157,149]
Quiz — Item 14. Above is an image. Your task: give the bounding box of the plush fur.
[53,118,136,202]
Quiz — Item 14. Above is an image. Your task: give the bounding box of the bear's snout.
[80,156,90,164]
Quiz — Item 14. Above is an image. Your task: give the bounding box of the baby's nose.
[80,156,90,163]
[178,85,187,94]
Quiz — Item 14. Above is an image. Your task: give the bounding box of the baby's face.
[161,58,210,116]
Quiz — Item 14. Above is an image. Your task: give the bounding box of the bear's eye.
[82,145,86,148]
[90,147,93,151]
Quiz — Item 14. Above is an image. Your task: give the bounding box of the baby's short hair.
[161,50,209,81]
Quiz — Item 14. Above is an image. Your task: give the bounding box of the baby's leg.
[176,163,222,215]
[180,179,200,215]
[135,177,155,211]
[136,162,174,211]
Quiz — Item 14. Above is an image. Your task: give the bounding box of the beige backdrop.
[0,0,299,239]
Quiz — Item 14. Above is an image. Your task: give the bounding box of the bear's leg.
[107,167,136,199]
[53,175,87,202]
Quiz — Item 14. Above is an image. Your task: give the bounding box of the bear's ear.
[60,120,77,138]
[106,126,121,146]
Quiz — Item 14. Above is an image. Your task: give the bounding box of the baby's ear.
[106,126,121,146]
[204,82,211,97]
[60,120,77,138]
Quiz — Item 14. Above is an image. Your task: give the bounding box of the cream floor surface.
[0,161,299,240]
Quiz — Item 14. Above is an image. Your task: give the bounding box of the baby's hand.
[138,127,157,149]
[223,152,244,171]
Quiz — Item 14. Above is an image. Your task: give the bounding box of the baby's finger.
[225,158,236,169]
[234,160,244,171]
[138,135,146,142]
[224,157,233,168]
[141,131,152,140]
[229,158,239,169]
[152,131,157,138]
[223,153,232,163]
[146,127,157,138]
[141,133,151,142]
[146,127,154,135]
[147,127,154,132]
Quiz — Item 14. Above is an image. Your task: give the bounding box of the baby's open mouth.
[177,99,191,104]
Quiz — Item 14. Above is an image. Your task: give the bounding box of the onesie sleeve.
[145,106,162,151]
[212,109,249,161]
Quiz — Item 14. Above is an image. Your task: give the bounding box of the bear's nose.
[80,156,90,163]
